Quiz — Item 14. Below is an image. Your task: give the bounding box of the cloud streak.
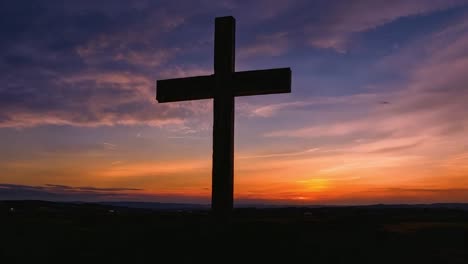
[0,183,142,201]
[306,0,468,52]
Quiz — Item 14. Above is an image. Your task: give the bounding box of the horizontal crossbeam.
[233,67,291,97]
[156,75,214,103]
[156,67,291,103]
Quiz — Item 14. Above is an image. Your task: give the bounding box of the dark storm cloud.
[0,1,333,128]
[2,0,468,128]
[0,0,207,128]
[0,183,211,203]
[0,183,142,201]
[45,184,142,192]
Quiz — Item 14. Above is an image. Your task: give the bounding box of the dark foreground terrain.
[1,201,467,263]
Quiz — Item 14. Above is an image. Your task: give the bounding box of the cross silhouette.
[156,16,291,218]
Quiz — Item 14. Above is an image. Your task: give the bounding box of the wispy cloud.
[99,159,211,178]
[245,93,380,118]
[239,32,290,58]
[102,142,117,150]
[307,0,468,52]
[238,148,319,159]
[0,2,213,129]
[266,12,468,141]
[250,101,309,117]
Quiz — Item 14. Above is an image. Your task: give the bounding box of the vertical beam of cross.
[156,16,291,219]
[212,16,235,218]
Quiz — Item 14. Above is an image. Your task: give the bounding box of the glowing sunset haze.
[1,0,468,205]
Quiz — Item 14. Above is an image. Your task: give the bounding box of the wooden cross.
[156,16,291,218]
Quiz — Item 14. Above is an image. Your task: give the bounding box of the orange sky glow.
[1,1,468,204]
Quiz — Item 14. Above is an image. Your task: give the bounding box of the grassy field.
[1,201,467,263]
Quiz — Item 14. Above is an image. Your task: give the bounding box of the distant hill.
[1,200,468,211]
[356,203,468,211]
[98,201,210,211]
[2,199,468,263]
[102,201,468,211]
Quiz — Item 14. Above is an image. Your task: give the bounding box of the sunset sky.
[1,0,468,205]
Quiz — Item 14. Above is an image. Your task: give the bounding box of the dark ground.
[1,201,467,263]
